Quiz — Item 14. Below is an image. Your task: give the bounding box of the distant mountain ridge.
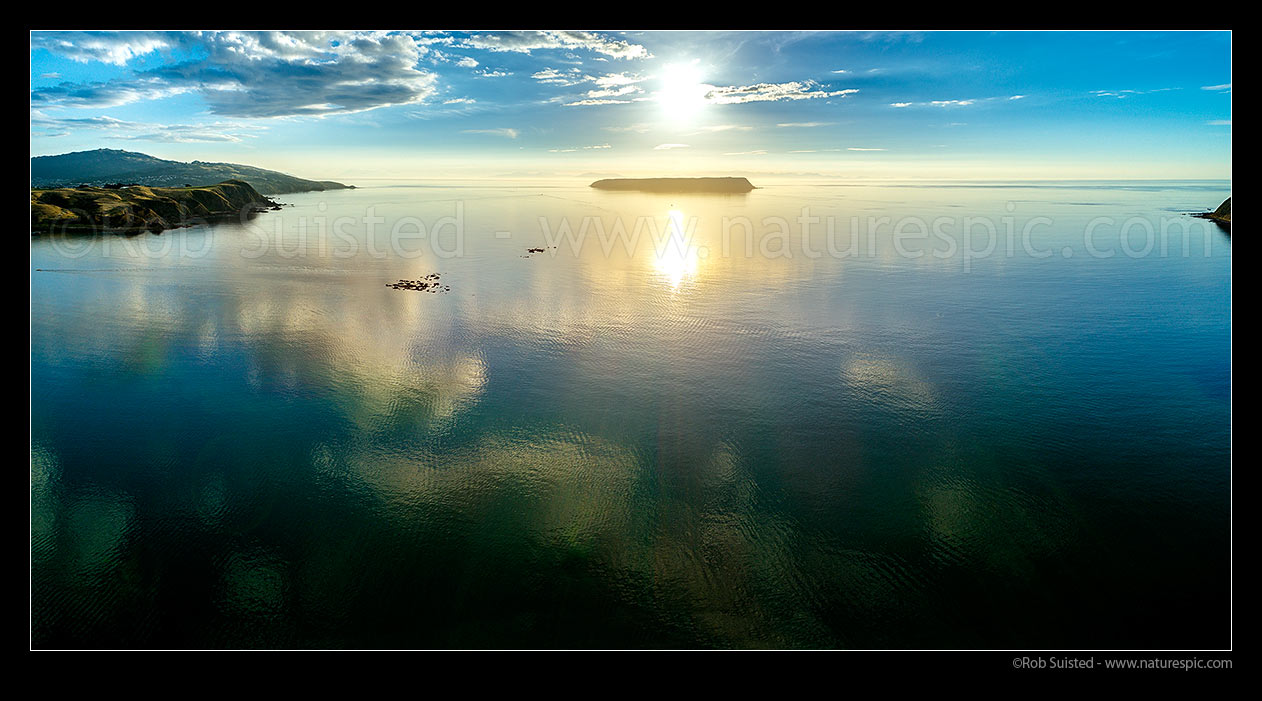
[31,149,352,195]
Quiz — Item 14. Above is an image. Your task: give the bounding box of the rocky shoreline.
[1193,197,1231,232]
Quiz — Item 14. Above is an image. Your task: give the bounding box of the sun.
[657,60,708,123]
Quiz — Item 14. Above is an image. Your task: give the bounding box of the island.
[31,180,279,234]
[590,177,756,193]
[1195,197,1230,231]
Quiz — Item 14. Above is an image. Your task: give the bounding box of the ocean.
[30,179,1231,648]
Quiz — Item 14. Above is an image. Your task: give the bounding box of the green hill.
[31,149,352,195]
[32,180,278,234]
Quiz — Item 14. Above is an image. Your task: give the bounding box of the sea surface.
[30,179,1232,648]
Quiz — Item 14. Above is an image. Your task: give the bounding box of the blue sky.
[30,30,1232,180]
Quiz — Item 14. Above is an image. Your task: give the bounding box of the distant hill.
[590,177,756,193]
[30,149,352,195]
[32,180,278,234]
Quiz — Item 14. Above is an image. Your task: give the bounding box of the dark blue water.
[31,180,1231,648]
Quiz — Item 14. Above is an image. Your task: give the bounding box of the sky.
[29,30,1232,181]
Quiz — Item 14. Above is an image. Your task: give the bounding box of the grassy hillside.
[31,149,352,195]
[32,180,278,234]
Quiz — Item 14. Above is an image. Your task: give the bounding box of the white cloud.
[443,98,475,104]
[777,122,833,128]
[463,128,519,138]
[695,124,754,133]
[604,123,650,133]
[584,84,642,99]
[455,56,479,68]
[564,98,632,106]
[31,31,174,66]
[847,147,886,151]
[1201,83,1231,92]
[30,111,268,143]
[550,143,612,152]
[723,150,767,155]
[1090,87,1176,99]
[458,31,650,60]
[703,81,858,104]
[1207,119,1231,126]
[532,67,583,85]
[653,143,690,150]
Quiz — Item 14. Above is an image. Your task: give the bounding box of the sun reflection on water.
[652,208,703,291]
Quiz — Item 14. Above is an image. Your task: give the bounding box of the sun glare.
[658,60,708,123]
[653,208,702,290]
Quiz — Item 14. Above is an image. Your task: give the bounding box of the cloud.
[455,56,479,68]
[463,128,519,138]
[549,143,612,152]
[1206,119,1231,126]
[604,123,650,133]
[653,143,690,150]
[1201,83,1231,92]
[722,150,767,155]
[777,121,833,128]
[443,98,475,104]
[847,147,886,151]
[32,31,439,118]
[31,31,174,66]
[694,124,753,133]
[532,67,583,85]
[30,78,193,109]
[584,84,642,99]
[703,81,858,104]
[1090,87,1176,99]
[30,111,267,143]
[457,31,650,60]
[890,95,1019,108]
[591,72,646,88]
[564,98,632,106]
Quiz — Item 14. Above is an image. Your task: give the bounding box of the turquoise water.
[30,180,1231,648]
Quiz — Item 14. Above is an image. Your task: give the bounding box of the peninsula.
[590,177,756,193]
[1195,197,1230,230]
[31,180,278,234]
[31,149,353,195]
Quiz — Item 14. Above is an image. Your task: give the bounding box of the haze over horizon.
[31,30,1231,181]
